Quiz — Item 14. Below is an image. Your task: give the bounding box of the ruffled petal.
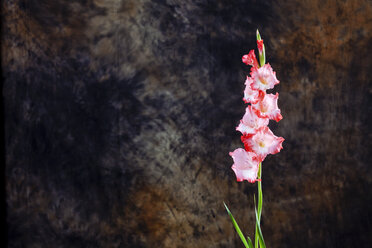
[252,92,283,122]
[241,127,284,162]
[243,77,262,104]
[267,135,285,155]
[229,148,260,183]
[236,105,269,135]
[250,63,280,91]
[242,50,259,68]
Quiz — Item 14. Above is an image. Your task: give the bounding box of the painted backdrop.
[3,0,372,247]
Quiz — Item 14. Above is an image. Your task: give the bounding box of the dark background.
[3,0,372,247]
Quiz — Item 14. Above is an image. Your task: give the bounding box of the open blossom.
[252,92,282,122]
[236,105,269,135]
[250,63,279,91]
[241,126,284,162]
[229,148,260,182]
[242,50,259,68]
[243,77,262,104]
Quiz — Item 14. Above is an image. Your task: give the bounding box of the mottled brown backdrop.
[3,0,372,247]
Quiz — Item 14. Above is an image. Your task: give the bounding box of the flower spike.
[226,29,284,248]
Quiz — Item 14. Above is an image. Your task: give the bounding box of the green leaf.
[224,202,250,248]
[255,205,266,248]
[247,236,254,248]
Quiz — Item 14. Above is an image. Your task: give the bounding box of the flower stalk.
[255,163,263,248]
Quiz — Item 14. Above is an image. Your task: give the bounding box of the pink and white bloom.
[252,92,282,122]
[243,77,262,104]
[241,126,284,162]
[236,105,269,135]
[250,63,279,91]
[229,148,260,183]
[242,50,259,68]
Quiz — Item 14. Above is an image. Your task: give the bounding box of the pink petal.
[241,126,284,162]
[267,135,285,155]
[229,148,259,183]
[251,63,280,91]
[236,105,269,135]
[243,77,262,104]
[252,92,283,122]
[242,50,259,68]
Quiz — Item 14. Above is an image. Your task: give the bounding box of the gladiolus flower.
[236,105,269,135]
[241,126,284,162]
[252,92,282,122]
[226,31,285,247]
[229,148,260,183]
[250,63,279,91]
[242,50,259,68]
[243,77,262,104]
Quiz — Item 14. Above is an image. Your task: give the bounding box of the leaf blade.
[254,198,266,248]
[247,236,254,248]
[224,202,250,248]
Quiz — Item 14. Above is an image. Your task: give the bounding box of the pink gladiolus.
[229,148,260,183]
[243,77,262,104]
[242,50,259,68]
[226,30,285,248]
[252,92,282,122]
[236,105,269,135]
[241,126,284,162]
[250,63,279,91]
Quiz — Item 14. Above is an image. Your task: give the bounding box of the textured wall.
[3,0,372,247]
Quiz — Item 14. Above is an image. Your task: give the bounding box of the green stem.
[255,162,263,248]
